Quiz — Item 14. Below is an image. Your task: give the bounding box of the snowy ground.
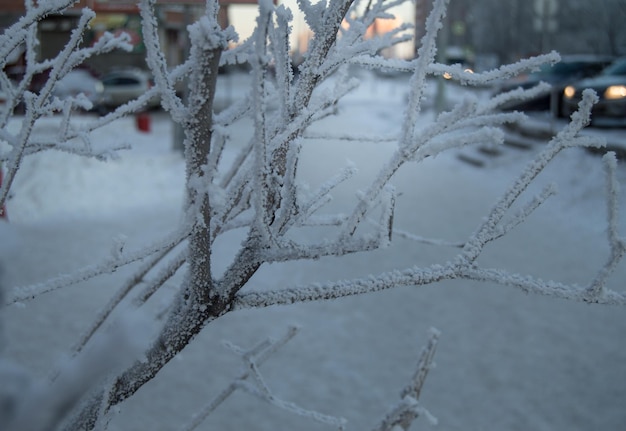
[1,72,626,431]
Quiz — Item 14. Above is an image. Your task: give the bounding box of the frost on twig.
[585,152,626,300]
[351,51,561,87]
[6,227,190,305]
[0,4,136,212]
[178,326,345,431]
[373,328,440,431]
[232,88,626,310]
[2,310,154,431]
[3,1,626,430]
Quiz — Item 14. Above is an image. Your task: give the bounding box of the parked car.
[494,55,614,116]
[51,68,104,111]
[101,68,160,110]
[562,57,626,125]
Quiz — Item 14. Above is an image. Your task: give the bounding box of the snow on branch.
[260,234,383,263]
[483,183,558,243]
[480,82,553,113]
[250,0,278,246]
[389,227,465,248]
[458,90,603,266]
[338,97,496,239]
[6,227,190,305]
[268,4,294,121]
[400,0,448,146]
[372,328,440,431]
[178,326,346,431]
[462,267,626,306]
[585,152,626,300]
[234,375,347,429]
[0,3,141,212]
[4,1,626,430]
[429,51,561,86]
[234,239,626,312]
[68,244,186,363]
[301,131,397,143]
[351,51,561,88]
[291,0,354,115]
[1,136,130,162]
[233,85,624,311]
[0,0,74,65]
[3,309,154,431]
[139,0,185,119]
[1,9,99,206]
[320,15,413,79]
[229,335,347,430]
[232,264,458,310]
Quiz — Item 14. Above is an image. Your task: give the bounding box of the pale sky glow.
[228,1,416,57]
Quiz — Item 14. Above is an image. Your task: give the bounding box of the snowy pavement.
[1,72,626,431]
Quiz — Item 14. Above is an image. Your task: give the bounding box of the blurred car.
[51,68,104,111]
[101,68,160,109]
[494,55,613,116]
[562,57,626,125]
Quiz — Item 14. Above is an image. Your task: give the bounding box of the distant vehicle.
[51,68,104,111]
[494,55,614,116]
[101,68,160,110]
[562,57,626,125]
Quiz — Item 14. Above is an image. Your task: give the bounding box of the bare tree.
[0,0,624,430]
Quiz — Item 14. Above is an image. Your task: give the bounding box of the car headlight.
[604,85,626,100]
[563,85,576,99]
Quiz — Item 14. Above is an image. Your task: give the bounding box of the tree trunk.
[68,43,223,431]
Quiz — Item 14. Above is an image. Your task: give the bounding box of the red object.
[0,166,7,220]
[136,112,150,132]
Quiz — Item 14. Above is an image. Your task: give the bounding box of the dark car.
[494,55,614,116]
[562,57,626,125]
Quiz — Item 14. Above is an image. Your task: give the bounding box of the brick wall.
[1,0,28,12]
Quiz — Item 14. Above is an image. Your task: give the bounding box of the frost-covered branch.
[291,0,354,115]
[226,329,346,430]
[233,91,622,310]
[339,96,507,239]
[400,0,448,146]
[319,0,414,78]
[139,0,186,120]
[233,264,458,310]
[483,183,558,243]
[373,328,440,431]
[70,242,185,360]
[350,51,561,87]
[3,1,626,431]
[390,228,465,248]
[178,326,300,431]
[428,51,561,85]
[457,89,602,267]
[0,5,136,211]
[462,267,626,306]
[6,227,189,305]
[2,309,153,431]
[235,378,347,430]
[1,9,96,207]
[0,0,74,65]
[585,152,626,300]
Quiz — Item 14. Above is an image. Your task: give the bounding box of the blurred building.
[0,0,259,73]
